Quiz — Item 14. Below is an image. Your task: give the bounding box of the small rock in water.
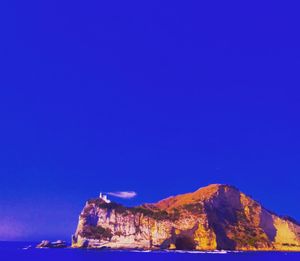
[36,240,67,248]
[22,245,32,250]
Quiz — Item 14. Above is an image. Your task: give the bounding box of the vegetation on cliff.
[79,225,113,240]
[85,199,180,221]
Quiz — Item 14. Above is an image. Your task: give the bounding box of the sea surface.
[1,242,300,261]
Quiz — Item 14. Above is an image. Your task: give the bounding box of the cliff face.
[72,184,300,251]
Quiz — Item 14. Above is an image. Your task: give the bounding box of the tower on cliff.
[99,192,111,203]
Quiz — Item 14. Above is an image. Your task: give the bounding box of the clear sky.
[1,1,300,241]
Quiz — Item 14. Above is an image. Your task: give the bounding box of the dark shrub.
[170,208,180,221]
[131,207,153,216]
[114,231,123,237]
[183,203,203,214]
[80,225,113,240]
[130,207,171,220]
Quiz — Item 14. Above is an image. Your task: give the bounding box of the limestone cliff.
[72,184,300,251]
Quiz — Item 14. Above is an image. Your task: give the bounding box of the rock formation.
[72,184,300,251]
[36,240,67,248]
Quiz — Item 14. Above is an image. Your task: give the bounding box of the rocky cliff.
[72,184,300,251]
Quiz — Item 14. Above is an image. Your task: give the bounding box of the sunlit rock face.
[72,184,300,251]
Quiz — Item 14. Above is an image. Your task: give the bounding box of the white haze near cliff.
[107,191,137,199]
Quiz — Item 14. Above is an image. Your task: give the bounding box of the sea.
[1,242,300,261]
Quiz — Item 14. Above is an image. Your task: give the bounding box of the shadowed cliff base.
[175,236,196,250]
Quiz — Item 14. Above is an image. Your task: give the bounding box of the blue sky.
[1,1,300,241]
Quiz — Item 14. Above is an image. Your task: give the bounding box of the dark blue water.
[1,242,300,261]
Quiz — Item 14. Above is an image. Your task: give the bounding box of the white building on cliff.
[99,192,111,203]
